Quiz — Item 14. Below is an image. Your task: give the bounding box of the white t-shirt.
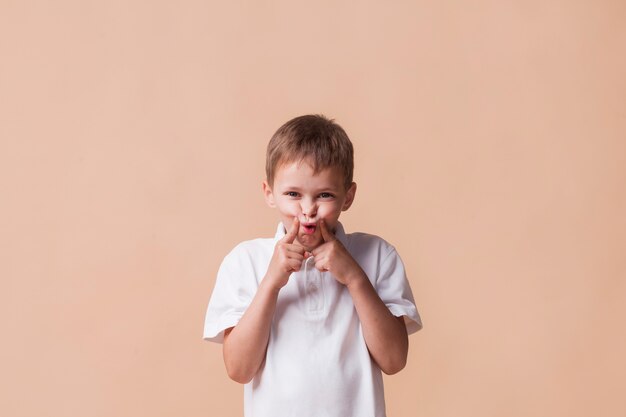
[204,222,422,417]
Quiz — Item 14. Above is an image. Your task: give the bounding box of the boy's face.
[262,160,356,251]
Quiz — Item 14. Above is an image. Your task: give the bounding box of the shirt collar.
[274,220,349,248]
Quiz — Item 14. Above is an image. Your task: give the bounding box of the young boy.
[204,115,422,417]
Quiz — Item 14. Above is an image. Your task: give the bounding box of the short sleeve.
[203,245,260,343]
[376,248,422,335]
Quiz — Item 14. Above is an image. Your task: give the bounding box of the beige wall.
[2,1,625,416]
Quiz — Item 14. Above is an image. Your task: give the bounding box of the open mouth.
[302,223,317,235]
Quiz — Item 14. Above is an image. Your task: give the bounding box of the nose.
[300,198,317,219]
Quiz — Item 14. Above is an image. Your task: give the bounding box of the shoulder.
[223,237,275,263]
[344,230,407,285]
[215,237,275,284]
[345,231,398,260]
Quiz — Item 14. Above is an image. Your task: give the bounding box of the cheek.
[276,200,300,216]
[318,203,342,219]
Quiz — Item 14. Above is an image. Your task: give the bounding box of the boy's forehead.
[276,158,339,174]
[274,160,344,185]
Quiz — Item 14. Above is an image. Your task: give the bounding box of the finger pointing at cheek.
[282,217,299,244]
[319,219,336,242]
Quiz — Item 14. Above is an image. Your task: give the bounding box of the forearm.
[346,271,409,374]
[223,278,280,383]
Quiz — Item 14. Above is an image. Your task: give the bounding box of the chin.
[297,234,323,250]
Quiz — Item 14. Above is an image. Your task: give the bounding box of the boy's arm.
[345,274,409,374]
[312,220,409,374]
[222,279,280,384]
[222,218,307,384]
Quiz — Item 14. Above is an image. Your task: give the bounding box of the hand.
[311,219,366,287]
[265,218,311,291]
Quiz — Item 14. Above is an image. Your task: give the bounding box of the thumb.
[319,219,335,242]
[281,217,299,243]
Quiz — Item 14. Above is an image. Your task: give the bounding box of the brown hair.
[265,114,354,189]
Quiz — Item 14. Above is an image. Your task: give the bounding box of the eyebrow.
[282,185,338,192]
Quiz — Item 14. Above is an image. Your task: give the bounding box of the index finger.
[319,219,336,242]
[281,217,299,243]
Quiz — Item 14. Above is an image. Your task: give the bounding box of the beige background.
[1,1,625,416]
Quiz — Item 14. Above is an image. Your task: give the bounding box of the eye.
[319,192,334,199]
[285,191,299,197]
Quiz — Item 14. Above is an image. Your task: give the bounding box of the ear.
[342,182,357,211]
[262,180,276,208]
